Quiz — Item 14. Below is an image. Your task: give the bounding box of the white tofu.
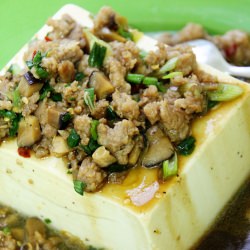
[0,4,250,250]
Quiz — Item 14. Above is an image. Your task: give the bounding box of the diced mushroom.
[18,72,43,97]
[142,126,174,167]
[47,107,71,129]
[89,71,115,99]
[128,136,143,166]
[51,136,70,157]
[17,116,42,147]
[92,146,117,167]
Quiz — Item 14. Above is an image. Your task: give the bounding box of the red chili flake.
[32,50,37,59]
[45,36,52,42]
[224,44,237,59]
[18,147,31,158]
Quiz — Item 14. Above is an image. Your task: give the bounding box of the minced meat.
[0,7,242,193]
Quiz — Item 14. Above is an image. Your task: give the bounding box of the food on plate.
[0,7,244,194]
[0,4,250,250]
[158,23,250,66]
[0,204,90,250]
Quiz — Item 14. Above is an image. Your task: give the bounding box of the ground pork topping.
[0,7,244,194]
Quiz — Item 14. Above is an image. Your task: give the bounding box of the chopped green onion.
[107,163,128,173]
[0,110,21,137]
[90,120,99,140]
[39,82,53,100]
[44,218,52,224]
[26,60,34,69]
[88,42,107,68]
[159,57,178,74]
[207,83,244,101]
[176,136,196,156]
[84,88,95,112]
[163,152,178,179]
[35,65,49,79]
[67,169,72,174]
[73,180,87,196]
[33,51,43,65]
[75,72,85,81]
[51,92,62,102]
[12,89,21,109]
[2,227,11,235]
[162,71,183,79]
[142,76,158,86]
[106,106,118,120]
[126,73,144,84]
[207,100,219,110]
[117,27,133,40]
[156,82,166,93]
[80,138,100,155]
[67,129,80,148]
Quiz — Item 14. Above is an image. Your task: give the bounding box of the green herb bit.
[207,100,219,110]
[106,106,118,120]
[51,92,62,102]
[9,114,21,137]
[117,27,133,40]
[90,120,99,141]
[107,163,128,173]
[177,136,196,156]
[159,57,178,74]
[207,83,244,102]
[163,152,178,179]
[75,72,85,81]
[33,51,43,65]
[143,76,158,86]
[80,138,100,155]
[44,218,52,224]
[12,89,21,109]
[35,65,49,79]
[67,169,72,174]
[26,60,34,69]
[67,129,80,148]
[84,88,95,112]
[156,82,166,93]
[126,74,144,84]
[162,71,183,79]
[88,42,107,68]
[2,227,11,235]
[73,180,87,196]
[39,82,53,100]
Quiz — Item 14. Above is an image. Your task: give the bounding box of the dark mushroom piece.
[47,107,71,130]
[89,71,115,100]
[142,126,174,167]
[17,116,42,147]
[18,72,44,97]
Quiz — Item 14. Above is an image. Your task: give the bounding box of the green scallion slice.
[118,27,133,40]
[67,129,80,148]
[162,152,178,179]
[88,42,107,68]
[159,57,178,74]
[12,89,21,109]
[90,120,99,141]
[142,76,158,86]
[162,71,183,79]
[176,136,196,156]
[2,227,11,235]
[73,180,87,196]
[75,72,85,81]
[106,106,118,120]
[207,83,244,102]
[126,73,144,84]
[44,218,52,224]
[84,88,95,112]
[35,66,49,79]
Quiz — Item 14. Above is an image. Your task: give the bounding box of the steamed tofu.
[0,4,250,250]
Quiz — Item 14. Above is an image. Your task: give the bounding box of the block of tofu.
[0,4,250,250]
